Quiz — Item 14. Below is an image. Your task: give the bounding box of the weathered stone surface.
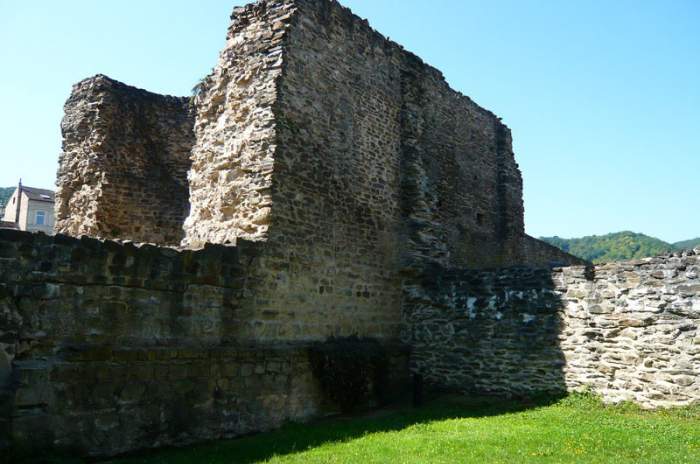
[0,230,408,456]
[181,0,584,270]
[406,254,700,408]
[51,0,586,349]
[0,0,644,458]
[54,0,583,272]
[56,75,195,245]
[182,2,291,247]
[178,0,582,343]
[10,345,321,456]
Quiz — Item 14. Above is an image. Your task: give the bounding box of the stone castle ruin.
[1,0,699,457]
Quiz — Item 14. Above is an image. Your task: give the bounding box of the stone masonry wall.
[398,52,525,269]
[56,75,194,245]
[182,2,294,247]
[0,230,407,456]
[53,0,581,343]
[405,249,700,408]
[184,0,552,268]
[259,0,405,341]
[52,0,580,274]
[179,0,580,343]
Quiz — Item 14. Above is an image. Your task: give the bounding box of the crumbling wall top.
[56,74,195,245]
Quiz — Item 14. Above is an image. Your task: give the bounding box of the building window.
[36,211,46,225]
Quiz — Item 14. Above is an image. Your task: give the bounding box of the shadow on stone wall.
[406,251,700,408]
[403,264,586,398]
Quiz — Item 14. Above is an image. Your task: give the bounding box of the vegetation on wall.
[541,231,700,263]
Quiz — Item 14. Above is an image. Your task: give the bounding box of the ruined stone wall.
[52,0,579,342]
[180,0,565,343]
[0,229,263,455]
[0,230,407,456]
[2,0,658,457]
[182,3,294,247]
[0,282,20,450]
[399,55,525,269]
[257,0,406,341]
[184,0,539,264]
[56,75,194,245]
[53,0,580,276]
[181,0,404,341]
[10,343,322,457]
[1,226,696,458]
[406,250,700,408]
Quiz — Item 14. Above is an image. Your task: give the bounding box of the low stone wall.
[405,250,700,408]
[0,230,259,350]
[2,233,698,456]
[0,230,408,456]
[12,345,321,455]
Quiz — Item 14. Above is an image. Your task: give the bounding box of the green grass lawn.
[31,393,700,464]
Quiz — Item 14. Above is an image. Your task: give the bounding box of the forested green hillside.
[674,238,700,251]
[541,231,699,263]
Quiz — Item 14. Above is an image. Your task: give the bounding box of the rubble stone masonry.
[56,76,194,245]
[2,0,695,458]
[173,0,584,343]
[184,0,537,269]
[55,0,581,271]
[405,249,700,408]
[0,230,407,455]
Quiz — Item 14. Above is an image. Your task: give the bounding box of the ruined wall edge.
[56,75,194,245]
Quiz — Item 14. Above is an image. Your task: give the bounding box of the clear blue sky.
[1,0,698,242]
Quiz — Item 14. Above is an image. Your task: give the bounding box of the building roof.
[22,186,55,203]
